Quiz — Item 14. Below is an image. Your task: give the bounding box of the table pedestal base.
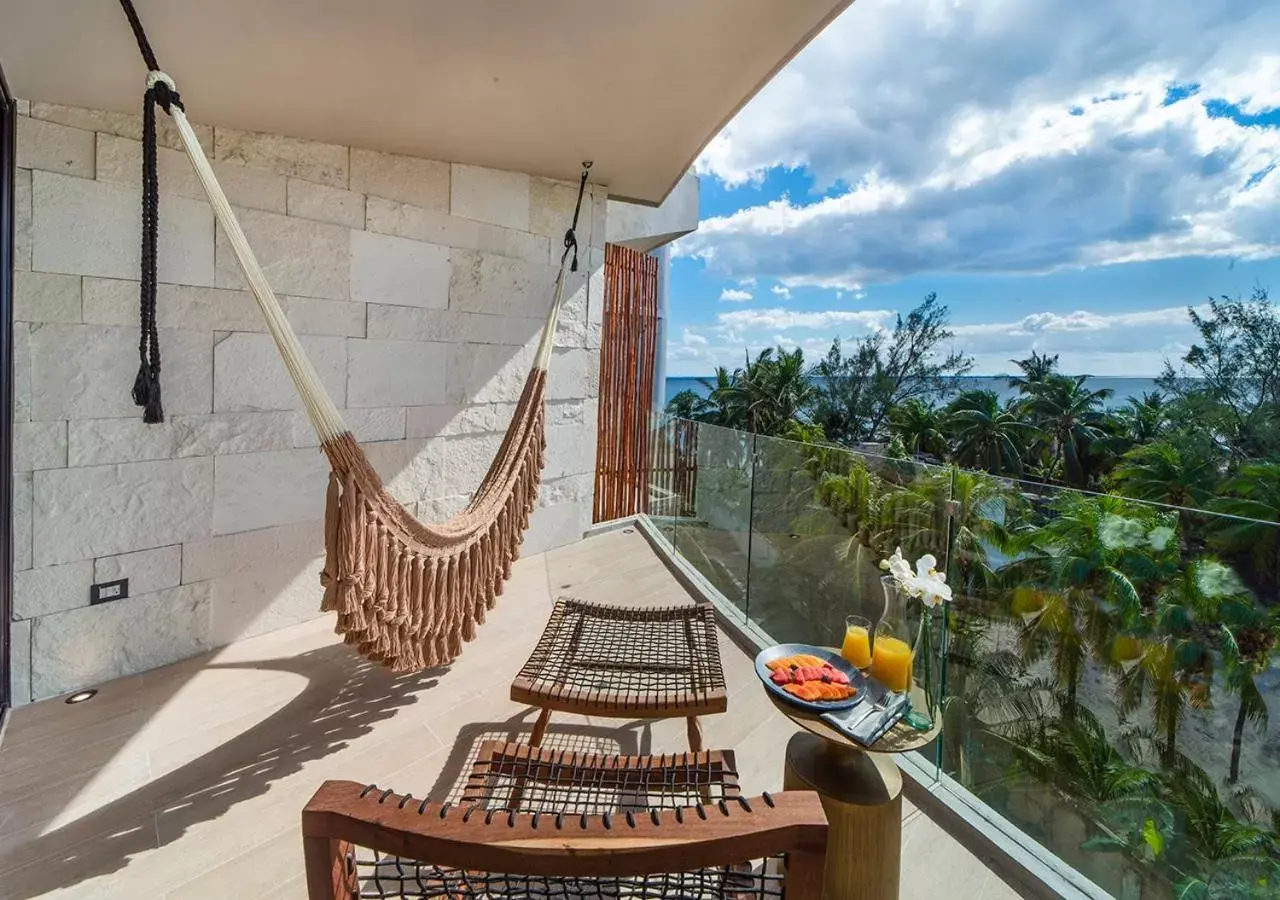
[783,731,903,900]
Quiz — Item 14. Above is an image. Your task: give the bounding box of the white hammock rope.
[116,0,594,669]
[152,70,574,444]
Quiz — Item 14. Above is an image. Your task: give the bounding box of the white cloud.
[771,284,792,299]
[947,305,1207,374]
[719,287,753,302]
[677,0,1280,286]
[717,307,893,333]
[665,303,1208,377]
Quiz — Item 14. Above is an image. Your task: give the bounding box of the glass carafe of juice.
[869,575,915,692]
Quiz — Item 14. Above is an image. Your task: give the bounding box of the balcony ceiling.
[0,0,849,204]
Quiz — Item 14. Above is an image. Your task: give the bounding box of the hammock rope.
[117,0,592,671]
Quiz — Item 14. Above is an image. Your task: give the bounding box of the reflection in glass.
[640,418,1280,899]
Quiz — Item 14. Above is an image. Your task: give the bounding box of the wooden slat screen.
[594,244,660,522]
[648,414,698,519]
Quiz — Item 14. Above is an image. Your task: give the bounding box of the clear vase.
[872,575,938,731]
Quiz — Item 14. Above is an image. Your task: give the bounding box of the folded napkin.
[821,688,909,747]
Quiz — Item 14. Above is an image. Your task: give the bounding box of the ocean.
[663,375,1161,410]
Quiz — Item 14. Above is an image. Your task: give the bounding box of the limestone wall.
[8,101,605,704]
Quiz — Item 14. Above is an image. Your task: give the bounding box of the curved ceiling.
[0,0,850,204]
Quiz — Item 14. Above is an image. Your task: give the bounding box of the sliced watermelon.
[822,665,850,685]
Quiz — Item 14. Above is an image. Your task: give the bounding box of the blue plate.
[754,643,867,713]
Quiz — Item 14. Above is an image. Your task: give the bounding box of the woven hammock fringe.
[320,370,548,672]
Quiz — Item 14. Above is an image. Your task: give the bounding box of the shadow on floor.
[5,643,443,899]
[421,710,653,805]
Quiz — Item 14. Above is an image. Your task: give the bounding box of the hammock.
[117,1,591,672]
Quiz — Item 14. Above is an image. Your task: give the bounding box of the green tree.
[1116,391,1168,444]
[807,293,973,444]
[1159,287,1280,460]
[737,347,817,435]
[1013,706,1160,806]
[1161,759,1276,874]
[1010,493,1178,718]
[1008,350,1060,394]
[1025,374,1114,486]
[1109,439,1220,509]
[888,398,948,457]
[1210,462,1280,590]
[1218,600,1275,784]
[698,366,743,428]
[664,388,713,421]
[695,348,817,436]
[945,390,1037,476]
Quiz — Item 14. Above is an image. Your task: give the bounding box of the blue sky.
[667,0,1280,377]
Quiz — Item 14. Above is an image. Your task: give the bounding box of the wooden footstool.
[510,598,728,750]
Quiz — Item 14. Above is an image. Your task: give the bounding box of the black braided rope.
[118,0,160,72]
[118,0,184,423]
[131,85,163,422]
[563,162,592,273]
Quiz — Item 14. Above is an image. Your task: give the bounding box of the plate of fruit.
[754,643,866,712]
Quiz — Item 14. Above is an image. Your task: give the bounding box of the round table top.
[764,651,942,754]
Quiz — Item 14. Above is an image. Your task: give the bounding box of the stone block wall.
[8,102,605,704]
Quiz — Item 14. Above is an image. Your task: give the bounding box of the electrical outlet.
[90,578,129,605]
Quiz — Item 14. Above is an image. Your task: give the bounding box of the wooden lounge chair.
[302,779,827,900]
[462,740,741,813]
[510,598,729,750]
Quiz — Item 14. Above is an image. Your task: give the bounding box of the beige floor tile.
[0,748,151,841]
[900,813,1026,900]
[0,531,1020,899]
[0,731,139,805]
[165,826,301,900]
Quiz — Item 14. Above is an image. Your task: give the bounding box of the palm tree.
[698,366,743,428]
[1116,391,1168,444]
[1109,440,1220,509]
[748,346,816,434]
[1008,350,1060,393]
[1161,759,1276,868]
[1211,462,1280,590]
[664,388,714,422]
[1219,601,1276,784]
[1012,706,1160,806]
[1120,636,1211,769]
[702,348,816,436]
[1025,374,1114,486]
[932,466,1020,594]
[888,398,947,457]
[946,390,1038,476]
[1009,492,1178,717]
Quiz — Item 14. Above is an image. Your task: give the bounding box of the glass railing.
[642,413,1280,900]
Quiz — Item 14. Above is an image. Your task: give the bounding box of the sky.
[666,0,1280,378]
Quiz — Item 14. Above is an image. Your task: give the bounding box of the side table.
[767,681,940,900]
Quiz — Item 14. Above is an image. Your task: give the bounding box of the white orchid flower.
[884,547,916,588]
[915,556,952,608]
[880,548,951,606]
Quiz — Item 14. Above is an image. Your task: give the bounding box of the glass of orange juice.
[841,615,873,669]
[870,622,914,692]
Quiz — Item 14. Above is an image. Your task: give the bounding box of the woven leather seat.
[510,598,729,749]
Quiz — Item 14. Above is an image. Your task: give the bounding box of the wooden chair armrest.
[302,780,827,899]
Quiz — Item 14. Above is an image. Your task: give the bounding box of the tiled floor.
[0,529,1028,899]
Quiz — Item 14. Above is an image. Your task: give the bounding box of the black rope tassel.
[118,0,183,423]
[563,162,592,273]
[131,83,164,423]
